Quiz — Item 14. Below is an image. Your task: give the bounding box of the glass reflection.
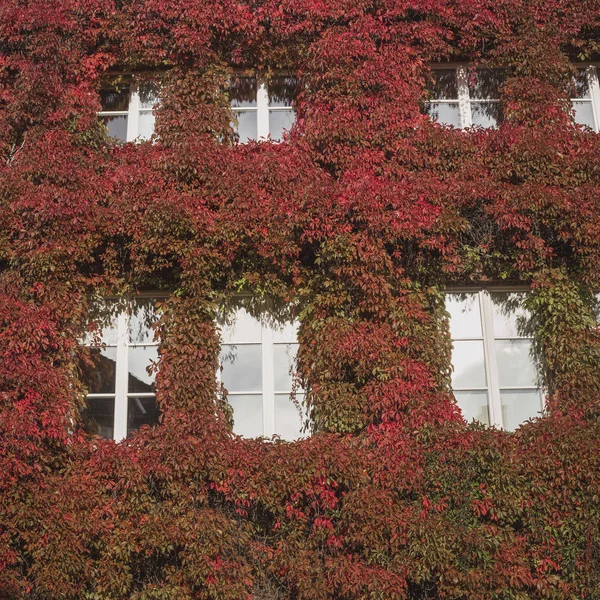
[468,69,503,100]
[81,311,119,346]
[447,294,482,339]
[425,103,461,127]
[139,81,160,109]
[573,102,595,128]
[228,394,263,437]
[471,102,502,128]
[274,393,304,440]
[221,344,262,392]
[501,390,542,431]
[454,391,490,425]
[572,70,590,99]
[495,340,538,387]
[128,346,158,393]
[128,301,159,344]
[269,109,295,140]
[101,115,128,141]
[273,343,298,391]
[490,293,529,338]
[230,77,257,107]
[219,308,263,344]
[100,86,130,111]
[84,347,117,394]
[232,111,257,142]
[127,396,160,434]
[427,70,458,99]
[84,397,115,439]
[451,340,487,388]
[268,76,300,107]
[138,112,155,140]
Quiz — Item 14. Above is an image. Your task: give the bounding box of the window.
[229,75,299,142]
[98,74,298,144]
[447,291,543,430]
[424,67,503,128]
[81,299,160,441]
[219,307,304,440]
[571,66,600,131]
[98,80,159,142]
[82,293,542,439]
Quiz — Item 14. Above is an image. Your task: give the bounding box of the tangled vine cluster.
[2,0,600,598]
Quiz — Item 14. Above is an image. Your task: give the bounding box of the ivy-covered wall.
[2,0,600,598]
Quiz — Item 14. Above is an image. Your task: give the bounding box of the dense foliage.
[2,0,600,598]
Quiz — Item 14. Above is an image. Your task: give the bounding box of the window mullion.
[126,82,140,142]
[256,77,270,140]
[456,66,472,129]
[113,311,129,441]
[480,292,503,428]
[262,323,275,436]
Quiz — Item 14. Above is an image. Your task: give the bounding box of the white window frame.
[230,75,297,142]
[571,64,600,132]
[217,307,304,439]
[98,79,157,142]
[447,288,544,429]
[84,297,304,441]
[426,65,502,129]
[84,297,160,441]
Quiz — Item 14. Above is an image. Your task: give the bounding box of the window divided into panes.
[424,67,504,128]
[229,75,299,142]
[98,75,299,144]
[571,66,600,131]
[98,80,159,142]
[81,293,546,439]
[218,308,305,440]
[81,299,161,441]
[447,291,543,430]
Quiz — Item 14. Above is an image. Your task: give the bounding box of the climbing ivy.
[2,0,600,598]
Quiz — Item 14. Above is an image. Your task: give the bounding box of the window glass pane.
[268,76,300,107]
[219,308,262,344]
[84,397,115,439]
[470,102,502,128]
[230,77,257,108]
[447,294,482,338]
[127,396,159,434]
[275,393,304,440]
[495,340,538,387]
[84,347,117,394]
[101,115,128,141]
[490,293,528,337]
[269,109,295,141]
[82,312,119,346]
[100,86,130,111]
[572,69,591,99]
[274,343,298,391]
[427,70,458,99]
[232,110,257,143]
[425,103,461,127]
[138,112,155,140]
[128,346,158,393]
[468,69,503,100]
[573,102,595,128]
[271,320,299,343]
[451,340,487,388]
[221,344,262,392]
[138,81,160,109]
[501,390,542,431]
[454,391,490,425]
[228,394,263,437]
[129,301,159,344]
